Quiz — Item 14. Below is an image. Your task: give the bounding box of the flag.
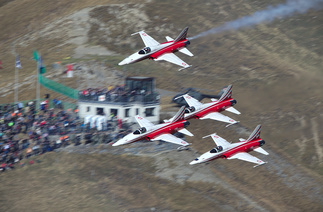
[33,50,39,61]
[15,55,22,69]
[38,56,46,74]
[66,64,73,78]
[33,51,45,74]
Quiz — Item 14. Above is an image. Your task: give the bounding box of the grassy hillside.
[0,149,254,212]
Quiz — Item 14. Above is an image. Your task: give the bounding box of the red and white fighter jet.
[112,106,193,148]
[190,125,269,167]
[180,84,240,126]
[118,27,193,70]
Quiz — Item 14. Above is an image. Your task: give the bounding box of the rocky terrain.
[0,0,322,211]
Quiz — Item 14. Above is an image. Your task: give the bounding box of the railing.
[78,93,160,105]
[39,74,78,99]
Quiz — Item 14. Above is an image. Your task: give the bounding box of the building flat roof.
[126,76,154,81]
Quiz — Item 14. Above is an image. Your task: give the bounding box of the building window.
[110,109,118,117]
[145,107,155,117]
[136,108,139,115]
[86,106,90,112]
[96,107,104,115]
[125,108,130,117]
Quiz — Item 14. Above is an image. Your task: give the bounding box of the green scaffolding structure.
[39,74,78,99]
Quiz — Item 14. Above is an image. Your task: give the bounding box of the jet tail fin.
[218,84,233,102]
[246,125,262,142]
[170,106,186,123]
[174,27,189,42]
[167,34,193,57]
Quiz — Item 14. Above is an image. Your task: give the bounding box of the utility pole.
[36,52,41,110]
[14,56,18,104]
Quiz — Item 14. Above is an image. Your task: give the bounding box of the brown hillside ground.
[0,0,322,211]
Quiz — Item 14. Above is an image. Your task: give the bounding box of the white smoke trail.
[189,0,323,40]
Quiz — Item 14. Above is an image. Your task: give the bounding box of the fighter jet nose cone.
[112,138,128,146]
[112,140,123,146]
[119,57,131,65]
[190,158,199,165]
[118,60,126,66]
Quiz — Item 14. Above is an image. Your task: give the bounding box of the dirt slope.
[0,0,322,211]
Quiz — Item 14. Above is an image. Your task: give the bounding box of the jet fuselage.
[150,40,190,59]
[113,120,190,146]
[190,139,264,165]
[185,98,236,120]
[119,39,190,65]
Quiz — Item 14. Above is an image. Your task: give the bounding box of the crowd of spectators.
[0,101,132,173]
[78,85,159,103]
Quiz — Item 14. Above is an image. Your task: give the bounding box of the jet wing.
[165,36,173,41]
[154,52,191,69]
[178,128,194,137]
[151,134,189,146]
[225,106,241,115]
[254,147,269,155]
[132,31,160,47]
[200,112,238,125]
[207,133,231,148]
[228,152,266,167]
[135,115,155,128]
[182,94,203,108]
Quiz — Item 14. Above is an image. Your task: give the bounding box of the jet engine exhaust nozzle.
[183,121,190,128]
[258,140,265,147]
[230,99,237,106]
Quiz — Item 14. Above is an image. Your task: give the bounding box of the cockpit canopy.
[138,47,151,54]
[133,127,147,135]
[210,146,223,153]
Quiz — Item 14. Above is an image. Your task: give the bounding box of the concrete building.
[78,77,160,123]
